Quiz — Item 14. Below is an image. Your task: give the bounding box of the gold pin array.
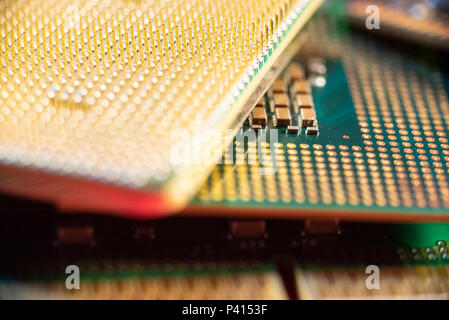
[0,0,317,193]
[0,271,286,299]
[297,265,449,299]
[196,134,449,209]
[194,14,449,213]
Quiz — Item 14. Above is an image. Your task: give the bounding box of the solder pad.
[186,4,449,221]
[0,0,322,217]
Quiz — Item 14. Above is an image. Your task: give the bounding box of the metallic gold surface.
[0,0,322,215]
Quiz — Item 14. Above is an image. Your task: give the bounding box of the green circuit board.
[188,3,449,221]
[1,218,448,299]
[295,222,449,299]
[2,1,449,300]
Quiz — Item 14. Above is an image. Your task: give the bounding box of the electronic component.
[295,93,314,109]
[275,108,292,127]
[229,220,267,239]
[273,78,288,93]
[291,81,311,95]
[56,226,95,246]
[0,0,324,218]
[1,204,448,299]
[252,124,263,132]
[305,126,318,135]
[252,107,268,126]
[299,108,316,128]
[187,5,449,221]
[2,1,449,301]
[287,63,306,82]
[273,93,290,109]
[242,61,319,135]
[256,98,266,107]
[287,126,300,135]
